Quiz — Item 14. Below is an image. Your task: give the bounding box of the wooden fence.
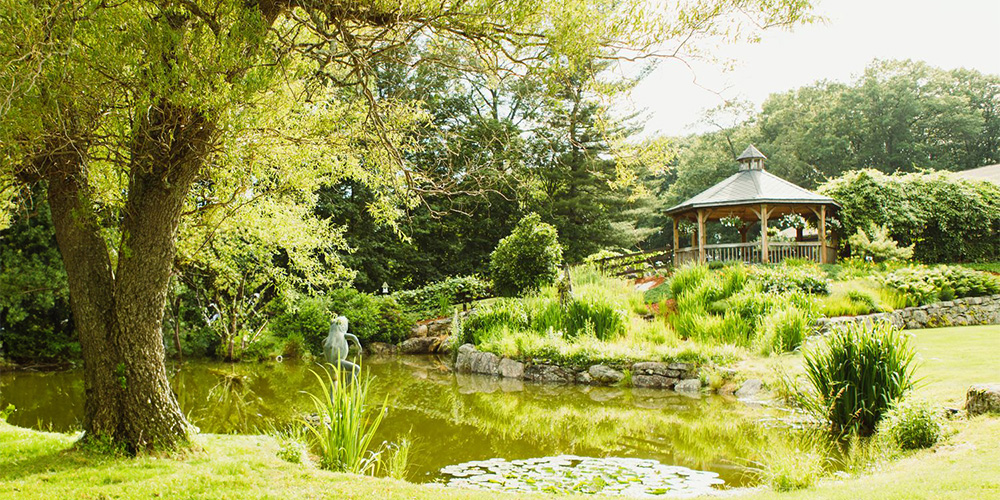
[591,247,672,278]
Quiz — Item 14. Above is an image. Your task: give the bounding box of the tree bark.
[42,102,212,451]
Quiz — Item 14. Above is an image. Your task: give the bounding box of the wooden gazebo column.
[819,205,827,264]
[759,204,769,264]
[671,218,679,264]
[697,209,707,263]
[810,204,830,264]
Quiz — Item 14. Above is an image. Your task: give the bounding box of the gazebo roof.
[666,168,838,215]
[736,144,766,161]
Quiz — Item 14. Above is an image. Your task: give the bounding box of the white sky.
[627,0,1000,137]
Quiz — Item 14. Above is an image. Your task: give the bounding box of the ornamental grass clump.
[878,400,942,450]
[302,365,388,474]
[801,320,917,437]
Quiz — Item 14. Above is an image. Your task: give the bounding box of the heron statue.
[323,315,362,384]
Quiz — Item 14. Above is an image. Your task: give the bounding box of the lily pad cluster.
[439,455,724,497]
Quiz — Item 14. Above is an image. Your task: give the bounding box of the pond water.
[0,355,810,496]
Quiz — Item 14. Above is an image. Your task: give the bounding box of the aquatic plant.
[384,437,412,480]
[440,455,724,496]
[801,321,917,436]
[301,364,388,474]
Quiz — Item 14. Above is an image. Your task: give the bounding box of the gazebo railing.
[767,242,821,263]
[674,241,823,265]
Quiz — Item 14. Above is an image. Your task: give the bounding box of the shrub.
[564,299,627,341]
[749,265,830,295]
[820,169,1000,263]
[880,265,1000,306]
[392,275,492,316]
[801,321,917,436]
[327,289,412,345]
[271,296,330,356]
[668,264,711,298]
[758,306,811,355]
[878,400,942,450]
[848,224,914,262]
[489,213,563,297]
[463,298,531,344]
[272,291,412,354]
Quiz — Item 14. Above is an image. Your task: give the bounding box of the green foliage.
[665,263,817,351]
[271,291,412,354]
[391,275,491,318]
[302,366,387,474]
[848,224,914,262]
[878,400,943,450]
[668,264,712,298]
[744,431,830,491]
[0,195,76,363]
[749,265,830,295]
[489,213,563,297]
[270,297,331,357]
[801,321,917,436]
[463,298,531,345]
[821,170,1000,263]
[880,265,1000,306]
[0,404,14,422]
[326,290,413,345]
[758,306,810,355]
[563,299,627,341]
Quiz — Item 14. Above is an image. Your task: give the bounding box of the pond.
[0,355,813,496]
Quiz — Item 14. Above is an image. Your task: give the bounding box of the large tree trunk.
[43,103,212,451]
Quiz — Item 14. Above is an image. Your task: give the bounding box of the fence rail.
[592,247,672,278]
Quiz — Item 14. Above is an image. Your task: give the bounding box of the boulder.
[631,362,682,379]
[454,344,476,373]
[576,371,593,384]
[966,384,1000,416]
[735,379,764,399]
[366,342,398,356]
[469,351,501,376]
[400,336,439,354]
[674,378,702,394]
[498,358,525,379]
[410,323,429,338]
[524,364,574,384]
[632,374,679,389]
[588,365,625,385]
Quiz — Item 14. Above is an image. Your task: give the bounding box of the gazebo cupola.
[666,145,839,265]
[737,144,766,171]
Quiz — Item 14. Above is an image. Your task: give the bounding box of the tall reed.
[801,321,917,436]
[301,364,388,474]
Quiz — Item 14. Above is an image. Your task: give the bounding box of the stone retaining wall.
[814,294,1000,333]
[454,343,702,392]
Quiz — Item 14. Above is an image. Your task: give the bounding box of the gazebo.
[666,145,839,265]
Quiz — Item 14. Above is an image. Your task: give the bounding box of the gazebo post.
[760,204,769,264]
[697,209,707,263]
[672,217,679,265]
[819,205,827,264]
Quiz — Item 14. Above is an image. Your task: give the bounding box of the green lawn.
[2,325,998,500]
[908,325,1000,406]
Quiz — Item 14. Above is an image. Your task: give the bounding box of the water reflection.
[1,355,809,488]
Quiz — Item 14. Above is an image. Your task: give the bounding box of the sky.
[626,0,1000,138]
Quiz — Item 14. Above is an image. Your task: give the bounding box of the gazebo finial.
[737,144,766,171]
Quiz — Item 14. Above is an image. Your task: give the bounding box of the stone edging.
[454,343,704,393]
[814,294,1000,334]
